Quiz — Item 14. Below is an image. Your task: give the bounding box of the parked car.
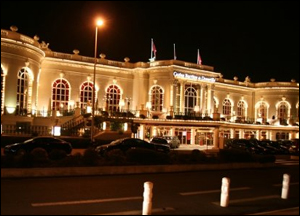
[262,140,290,154]
[225,139,270,154]
[150,137,169,146]
[95,138,170,156]
[258,140,284,155]
[289,138,299,155]
[4,137,72,156]
[162,136,181,148]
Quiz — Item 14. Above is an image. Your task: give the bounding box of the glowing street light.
[91,18,104,142]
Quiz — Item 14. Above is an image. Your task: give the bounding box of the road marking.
[273,182,299,187]
[180,187,250,196]
[31,196,142,207]
[93,207,175,215]
[212,195,280,205]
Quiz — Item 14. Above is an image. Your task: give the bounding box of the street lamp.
[91,18,104,142]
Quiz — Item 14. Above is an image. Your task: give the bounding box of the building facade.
[1,27,299,148]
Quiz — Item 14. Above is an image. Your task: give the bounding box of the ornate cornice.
[1,38,45,58]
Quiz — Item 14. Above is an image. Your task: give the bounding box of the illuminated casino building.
[1,26,299,148]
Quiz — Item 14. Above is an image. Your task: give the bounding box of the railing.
[2,125,51,136]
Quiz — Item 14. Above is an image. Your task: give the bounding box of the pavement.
[248,206,299,215]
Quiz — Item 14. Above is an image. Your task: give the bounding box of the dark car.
[150,137,169,146]
[226,139,269,154]
[150,136,180,149]
[4,137,72,156]
[289,138,299,155]
[95,138,170,156]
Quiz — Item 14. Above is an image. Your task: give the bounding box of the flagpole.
[174,43,176,60]
[151,38,153,59]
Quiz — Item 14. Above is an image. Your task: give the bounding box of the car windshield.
[110,139,125,145]
[24,139,34,143]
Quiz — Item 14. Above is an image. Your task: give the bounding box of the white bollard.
[142,181,153,215]
[220,177,230,207]
[281,173,290,199]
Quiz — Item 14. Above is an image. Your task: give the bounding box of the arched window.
[257,102,267,123]
[16,68,30,115]
[222,99,232,115]
[237,101,245,117]
[106,84,121,112]
[52,78,70,111]
[80,81,95,109]
[150,85,164,111]
[278,102,287,119]
[1,67,4,114]
[184,86,197,114]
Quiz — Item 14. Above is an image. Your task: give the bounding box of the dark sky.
[1,1,299,83]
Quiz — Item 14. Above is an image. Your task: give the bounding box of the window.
[237,100,245,117]
[16,68,30,115]
[106,84,121,112]
[150,85,164,111]
[80,81,95,109]
[278,103,287,119]
[222,99,232,115]
[52,78,70,111]
[184,85,197,114]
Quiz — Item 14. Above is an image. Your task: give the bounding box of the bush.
[30,148,49,165]
[218,149,254,163]
[49,149,67,160]
[82,148,100,166]
[166,115,173,120]
[152,115,159,119]
[140,114,146,119]
[51,153,82,167]
[104,149,126,165]
[190,149,207,163]
[126,148,169,165]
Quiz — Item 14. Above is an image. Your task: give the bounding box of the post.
[281,173,290,199]
[91,24,99,143]
[220,177,230,207]
[142,181,153,215]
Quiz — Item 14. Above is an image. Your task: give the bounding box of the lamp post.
[91,19,104,143]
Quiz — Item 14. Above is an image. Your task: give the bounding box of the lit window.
[52,78,70,111]
[222,99,232,115]
[106,85,121,112]
[80,81,95,109]
[184,85,197,114]
[150,86,164,111]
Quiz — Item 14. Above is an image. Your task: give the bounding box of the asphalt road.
[1,164,298,215]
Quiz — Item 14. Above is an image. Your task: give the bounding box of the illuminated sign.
[173,71,215,83]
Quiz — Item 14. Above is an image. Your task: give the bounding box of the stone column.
[211,84,215,114]
[213,128,219,149]
[191,128,195,145]
[200,84,204,115]
[180,81,185,114]
[172,79,178,114]
[230,129,235,139]
[207,85,212,115]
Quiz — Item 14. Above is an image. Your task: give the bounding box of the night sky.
[1,1,299,83]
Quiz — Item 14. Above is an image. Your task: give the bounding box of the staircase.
[61,115,85,136]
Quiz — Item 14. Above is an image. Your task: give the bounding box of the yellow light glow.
[96,19,104,27]
[53,126,61,136]
[6,107,15,114]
